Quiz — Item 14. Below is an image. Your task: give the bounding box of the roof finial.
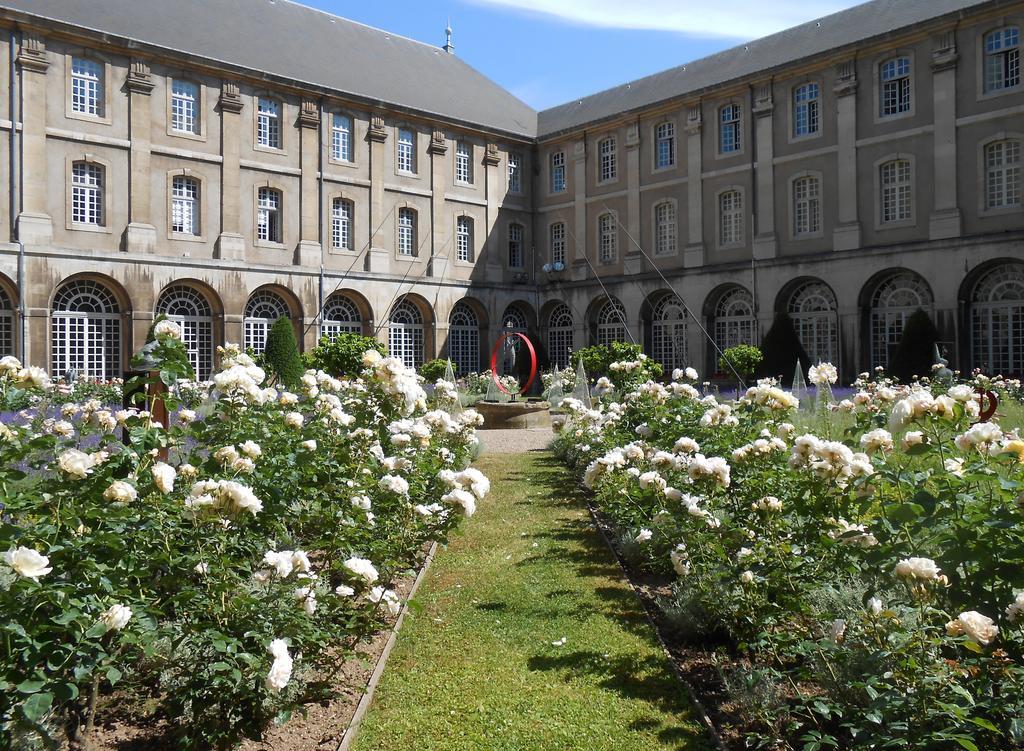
[443,18,454,54]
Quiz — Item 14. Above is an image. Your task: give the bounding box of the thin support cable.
[563,225,636,345]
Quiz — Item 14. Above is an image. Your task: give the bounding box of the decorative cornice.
[483,142,500,166]
[752,84,773,117]
[624,123,640,149]
[367,115,387,143]
[298,98,319,128]
[684,104,702,135]
[833,60,858,97]
[15,32,49,74]
[125,60,154,95]
[218,81,244,113]
[932,30,958,72]
[428,129,447,155]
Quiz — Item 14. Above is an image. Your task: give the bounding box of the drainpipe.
[10,30,26,359]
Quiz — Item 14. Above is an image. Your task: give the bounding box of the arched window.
[157,284,214,380]
[655,122,675,169]
[788,281,837,365]
[321,294,362,340]
[171,175,200,236]
[984,27,1020,92]
[51,279,122,381]
[654,202,677,256]
[712,287,755,353]
[388,300,424,369]
[793,82,820,137]
[650,294,687,372]
[257,187,282,242]
[508,223,524,268]
[331,198,354,250]
[0,287,13,358]
[502,305,529,335]
[244,289,290,354]
[448,302,480,376]
[719,190,743,246]
[456,216,474,262]
[971,263,1024,376]
[793,176,821,236]
[331,114,352,162]
[546,303,574,369]
[869,272,933,369]
[880,56,911,116]
[398,208,417,256]
[598,213,617,263]
[550,222,566,266]
[595,298,627,346]
[71,161,104,227]
[880,159,912,223]
[985,140,1021,209]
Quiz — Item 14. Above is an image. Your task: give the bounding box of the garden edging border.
[336,540,439,751]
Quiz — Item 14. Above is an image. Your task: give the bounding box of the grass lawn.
[352,451,712,751]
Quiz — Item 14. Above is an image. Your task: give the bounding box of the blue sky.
[297,1,861,110]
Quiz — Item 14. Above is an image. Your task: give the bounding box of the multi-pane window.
[331,114,352,161]
[880,159,912,223]
[550,151,566,193]
[654,202,677,256]
[793,83,820,137]
[550,222,566,266]
[599,137,617,182]
[321,295,362,339]
[71,162,104,226]
[546,304,574,369]
[984,27,1021,92]
[397,128,416,173]
[596,299,627,346]
[972,263,1024,376]
[331,198,353,250]
[713,287,755,354]
[171,80,199,134]
[793,176,821,236]
[508,223,524,268]
[655,122,675,169]
[71,57,103,116]
[651,294,688,373]
[986,140,1022,209]
[598,213,617,263]
[508,152,522,193]
[719,104,741,153]
[256,97,281,149]
[256,187,282,242]
[719,190,743,245]
[244,290,290,354]
[51,280,122,381]
[389,300,424,369]
[448,302,480,376]
[157,284,213,379]
[398,208,416,256]
[171,175,200,235]
[880,57,912,116]
[788,281,838,365]
[0,289,13,360]
[456,216,473,262]
[870,272,933,369]
[455,142,472,184]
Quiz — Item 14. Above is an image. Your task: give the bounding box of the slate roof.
[537,0,994,137]
[0,0,538,138]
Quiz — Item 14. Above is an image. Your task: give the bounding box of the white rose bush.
[553,365,1024,749]
[0,335,487,748]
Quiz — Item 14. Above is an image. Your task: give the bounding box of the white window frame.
[397,128,417,174]
[397,207,417,256]
[718,188,744,247]
[984,26,1021,94]
[654,121,675,170]
[550,151,567,193]
[448,302,480,375]
[878,158,914,227]
[508,223,524,268]
[550,221,566,266]
[256,186,283,244]
[598,137,617,183]
[455,141,473,185]
[71,161,105,228]
[508,152,523,194]
[321,294,363,339]
[456,215,473,262]
[792,174,822,238]
[546,303,574,369]
[654,201,677,256]
[70,56,104,118]
[256,97,282,150]
[984,138,1022,211]
[792,82,820,138]
[879,56,912,118]
[51,279,122,381]
[171,79,200,135]
[171,174,200,236]
[598,213,617,263]
[157,284,214,380]
[244,289,291,354]
[331,197,354,251]
[719,104,742,155]
[331,113,353,162]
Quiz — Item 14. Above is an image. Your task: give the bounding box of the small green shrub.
[718,344,762,381]
[263,318,304,387]
[419,359,452,383]
[305,333,386,378]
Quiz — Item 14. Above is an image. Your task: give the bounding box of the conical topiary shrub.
[889,308,939,383]
[263,317,305,387]
[756,312,810,386]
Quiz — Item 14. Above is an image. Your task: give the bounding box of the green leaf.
[16,679,46,694]
[969,717,1000,732]
[953,738,980,751]
[106,666,122,686]
[21,692,53,722]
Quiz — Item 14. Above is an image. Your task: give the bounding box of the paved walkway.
[476,428,553,455]
[352,452,711,751]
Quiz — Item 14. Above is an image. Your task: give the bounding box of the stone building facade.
[0,0,1022,383]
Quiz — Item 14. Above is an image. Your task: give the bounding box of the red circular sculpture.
[489,332,538,396]
[976,387,999,423]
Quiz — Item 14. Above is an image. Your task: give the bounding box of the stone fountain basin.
[475,400,551,430]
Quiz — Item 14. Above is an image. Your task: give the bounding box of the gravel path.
[476,428,553,454]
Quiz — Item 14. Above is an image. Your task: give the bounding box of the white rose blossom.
[265,639,293,692]
[99,604,133,632]
[3,547,53,580]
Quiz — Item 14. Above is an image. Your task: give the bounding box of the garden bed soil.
[81,555,429,751]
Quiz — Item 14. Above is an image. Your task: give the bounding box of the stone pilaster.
[625,121,641,260]
[929,30,962,239]
[365,114,388,272]
[428,130,447,278]
[125,60,157,253]
[295,98,321,266]
[483,142,502,279]
[752,84,777,260]
[684,105,704,267]
[571,139,588,280]
[215,81,245,260]
[832,60,861,251]
[15,31,53,246]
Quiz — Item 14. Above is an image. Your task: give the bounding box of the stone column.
[483,143,502,279]
[365,114,388,272]
[570,139,588,280]
[930,31,962,239]
[832,61,861,251]
[125,60,157,253]
[295,98,322,266]
[752,84,777,260]
[684,105,704,267]
[428,130,447,278]
[215,82,245,260]
[15,31,53,245]
[624,122,643,274]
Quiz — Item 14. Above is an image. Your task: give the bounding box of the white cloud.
[465,0,860,39]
